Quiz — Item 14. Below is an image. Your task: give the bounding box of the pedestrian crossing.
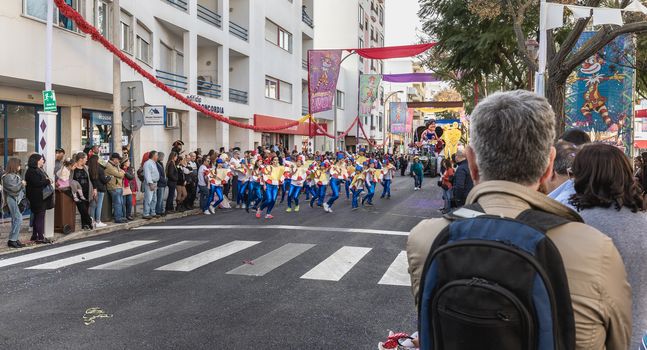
[0,240,412,287]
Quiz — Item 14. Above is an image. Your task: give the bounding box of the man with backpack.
[406,90,631,350]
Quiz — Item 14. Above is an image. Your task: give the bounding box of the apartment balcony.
[156,70,188,92]
[197,4,222,28]
[197,79,222,99]
[163,0,188,12]
[229,88,248,104]
[302,9,314,28]
[229,21,249,41]
[302,59,308,70]
[302,106,309,116]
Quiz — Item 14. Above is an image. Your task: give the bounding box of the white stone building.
[0,0,316,167]
[313,0,385,152]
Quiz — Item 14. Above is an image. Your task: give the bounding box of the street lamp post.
[383,90,403,154]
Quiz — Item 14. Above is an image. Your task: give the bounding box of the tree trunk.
[545,77,567,139]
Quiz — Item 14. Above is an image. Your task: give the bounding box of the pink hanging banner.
[308,50,343,114]
[406,108,415,132]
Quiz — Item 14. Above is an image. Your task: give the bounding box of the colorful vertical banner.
[406,108,414,133]
[308,50,343,114]
[389,102,408,134]
[565,32,635,153]
[359,74,382,119]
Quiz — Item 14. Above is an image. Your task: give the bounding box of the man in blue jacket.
[451,148,473,208]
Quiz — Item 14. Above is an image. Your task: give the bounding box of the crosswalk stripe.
[0,241,109,268]
[226,243,315,276]
[25,241,157,270]
[301,246,372,281]
[378,251,411,286]
[88,241,207,270]
[155,240,261,272]
[134,225,409,236]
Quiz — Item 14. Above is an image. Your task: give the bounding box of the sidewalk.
[0,208,200,257]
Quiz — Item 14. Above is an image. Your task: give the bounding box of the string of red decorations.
[53,0,301,132]
[358,120,382,148]
[311,116,359,140]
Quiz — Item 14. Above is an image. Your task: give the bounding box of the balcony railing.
[302,59,308,70]
[302,9,314,28]
[156,70,188,92]
[302,106,308,116]
[229,21,248,41]
[163,0,188,12]
[197,79,222,99]
[197,4,222,28]
[229,88,248,104]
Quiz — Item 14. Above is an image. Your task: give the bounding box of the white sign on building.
[143,106,167,125]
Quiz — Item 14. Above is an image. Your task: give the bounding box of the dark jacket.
[156,161,168,187]
[166,161,178,184]
[91,165,111,193]
[177,165,186,186]
[452,159,474,206]
[25,166,52,213]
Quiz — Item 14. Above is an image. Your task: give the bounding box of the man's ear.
[540,147,557,186]
[466,146,480,185]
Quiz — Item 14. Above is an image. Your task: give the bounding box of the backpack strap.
[515,209,572,233]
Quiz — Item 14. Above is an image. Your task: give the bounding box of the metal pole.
[41,0,56,238]
[536,0,547,97]
[45,0,53,91]
[112,0,122,154]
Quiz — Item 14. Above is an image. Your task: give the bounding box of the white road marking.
[26,241,157,270]
[134,225,409,236]
[0,241,109,268]
[301,246,372,281]
[89,241,207,270]
[378,251,411,286]
[227,243,315,276]
[155,240,261,272]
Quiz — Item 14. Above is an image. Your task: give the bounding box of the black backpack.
[418,204,576,350]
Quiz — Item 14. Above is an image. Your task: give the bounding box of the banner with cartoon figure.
[390,102,408,134]
[565,32,635,152]
[359,74,382,119]
[308,50,343,114]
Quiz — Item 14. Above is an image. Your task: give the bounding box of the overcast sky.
[385,0,424,46]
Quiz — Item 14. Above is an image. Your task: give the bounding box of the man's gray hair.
[470,90,556,185]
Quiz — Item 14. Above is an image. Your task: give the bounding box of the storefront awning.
[254,114,327,136]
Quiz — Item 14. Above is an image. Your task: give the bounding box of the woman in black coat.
[25,153,53,243]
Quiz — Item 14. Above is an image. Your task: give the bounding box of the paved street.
[0,176,442,350]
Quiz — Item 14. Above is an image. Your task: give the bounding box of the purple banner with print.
[382,73,439,83]
[359,74,382,120]
[308,50,343,114]
[390,102,408,134]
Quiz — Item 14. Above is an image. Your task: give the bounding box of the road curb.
[0,209,200,257]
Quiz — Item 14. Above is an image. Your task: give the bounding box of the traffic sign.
[42,90,57,112]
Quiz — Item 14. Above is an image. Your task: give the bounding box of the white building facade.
[0,0,315,167]
[313,0,385,153]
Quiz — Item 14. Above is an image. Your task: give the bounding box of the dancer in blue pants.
[380,161,395,199]
[286,157,307,213]
[323,157,344,213]
[235,159,250,209]
[256,156,283,219]
[350,165,365,210]
[362,161,378,206]
[247,158,265,212]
